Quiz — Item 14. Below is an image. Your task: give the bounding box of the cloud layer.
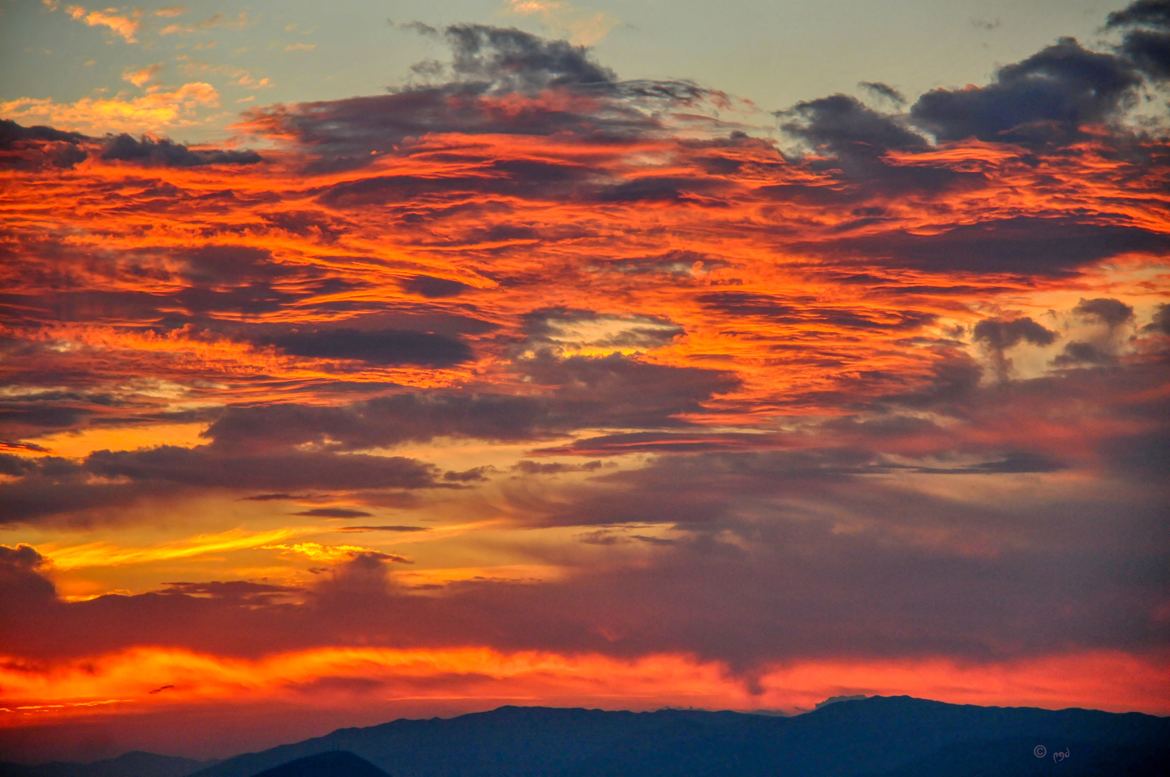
[1,2,1169,760]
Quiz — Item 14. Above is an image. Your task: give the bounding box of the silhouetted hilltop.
[185,696,1170,777]
[0,751,212,777]
[250,751,388,777]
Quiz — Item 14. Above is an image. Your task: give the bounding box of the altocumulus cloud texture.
[1,1,1169,761]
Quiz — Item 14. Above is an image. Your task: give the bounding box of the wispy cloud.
[121,62,162,87]
[64,4,142,43]
[160,10,250,36]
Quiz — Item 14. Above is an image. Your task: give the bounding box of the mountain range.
[3,696,1168,777]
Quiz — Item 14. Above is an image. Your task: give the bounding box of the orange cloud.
[160,11,250,36]
[0,82,219,134]
[121,63,162,87]
[1,646,1166,732]
[64,4,142,43]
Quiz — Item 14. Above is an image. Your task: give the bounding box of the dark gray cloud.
[1118,27,1170,77]
[803,216,1170,275]
[910,37,1142,146]
[294,508,374,518]
[907,451,1068,475]
[0,454,37,476]
[101,134,263,167]
[595,174,730,204]
[0,242,358,334]
[203,354,736,455]
[159,580,297,604]
[315,157,595,206]
[534,431,781,456]
[0,119,88,169]
[0,120,85,147]
[781,94,925,156]
[1105,1,1170,78]
[512,459,604,475]
[0,543,56,603]
[1073,297,1135,327]
[972,317,1057,350]
[175,246,356,317]
[443,23,615,92]
[85,445,439,491]
[1,121,265,171]
[858,81,905,104]
[696,291,935,331]
[1107,0,1170,28]
[335,524,429,533]
[267,328,474,367]
[519,352,739,428]
[204,393,556,452]
[973,316,1057,380]
[0,544,58,636]
[776,94,979,198]
[1053,340,1114,367]
[245,24,719,172]
[0,444,444,523]
[1146,303,1170,334]
[696,291,806,322]
[400,275,474,298]
[247,86,644,173]
[0,398,97,436]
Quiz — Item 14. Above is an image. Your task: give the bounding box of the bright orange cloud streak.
[2,647,1166,731]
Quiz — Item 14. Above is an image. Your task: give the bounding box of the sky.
[1,0,1169,764]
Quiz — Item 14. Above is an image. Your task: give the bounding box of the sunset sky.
[2,0,1169,763]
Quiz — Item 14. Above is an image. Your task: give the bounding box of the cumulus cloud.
[972,317,1058,351]
[973,316,1057,379]
[910,38,1142,146]
[1073,297,1135,328]
[444,22,616,90]
[1107,0,1170,78]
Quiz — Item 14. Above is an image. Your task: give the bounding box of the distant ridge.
[184,696,1170,777]
[0,751,212,777]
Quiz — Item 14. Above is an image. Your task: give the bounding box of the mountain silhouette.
[249,751,389,777]
[182,696,1170,777]
[0,751,211,777]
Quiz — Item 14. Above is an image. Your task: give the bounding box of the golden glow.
[43,527,307,571]
[26,422,209,459]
